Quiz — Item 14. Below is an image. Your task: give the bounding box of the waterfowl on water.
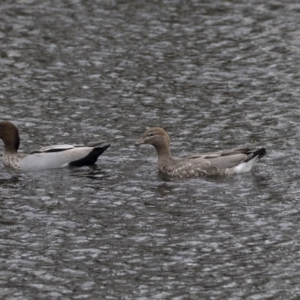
[135,127,266,177]
[0,121,110,171]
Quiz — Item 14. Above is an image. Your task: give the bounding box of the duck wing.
[187,147,266,172]
[21,142,110,171]
[187,147,252,159]
[30,141,107,154]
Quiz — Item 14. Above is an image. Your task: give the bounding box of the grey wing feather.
[30,141,106,154]
[188,147,253,159]
[30,145,76,153]
[206,154,248,169]
[187,147,253,170]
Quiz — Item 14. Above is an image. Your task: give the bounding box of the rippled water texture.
[1,0,300,299]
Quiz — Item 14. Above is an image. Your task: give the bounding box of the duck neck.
[153,140,173,162]
[4,135,20,154]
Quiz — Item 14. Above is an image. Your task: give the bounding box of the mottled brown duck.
[135,127,266,177]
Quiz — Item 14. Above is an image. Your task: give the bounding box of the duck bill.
[135,137,145,146]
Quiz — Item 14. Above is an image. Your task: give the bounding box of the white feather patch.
[233,156,259,174]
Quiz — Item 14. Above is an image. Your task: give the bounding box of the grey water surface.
[1,0,300,299]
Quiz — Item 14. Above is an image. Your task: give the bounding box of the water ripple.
[0,0,300,299]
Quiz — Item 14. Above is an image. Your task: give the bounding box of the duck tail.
[246,148,266,162]
[233,148,266,174]
[69,144,110,167]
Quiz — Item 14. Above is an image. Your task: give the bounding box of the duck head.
[0,121,20,152]
[135,127,170,148]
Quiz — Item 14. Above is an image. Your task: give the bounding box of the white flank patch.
[233,156,259,174]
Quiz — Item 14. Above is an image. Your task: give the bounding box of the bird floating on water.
[135,127,266,177]
[0,121,110,171]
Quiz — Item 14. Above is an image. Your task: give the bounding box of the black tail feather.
[245,148,266,162]
[69,144,110,167]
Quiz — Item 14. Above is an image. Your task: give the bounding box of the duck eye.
[147,132,155,137]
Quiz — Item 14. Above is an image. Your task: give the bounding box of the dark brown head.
[0,121,20,152]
